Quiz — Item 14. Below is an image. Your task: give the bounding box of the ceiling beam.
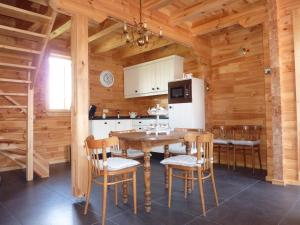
[28,0,48,6]
[171,0,235,25]
[114,37,173,58]
[49,20,71,40]
[191,3,267,36]
[49,0,211,60]
[144,0,173,11]
[88,23,123,43]
[92,34,127,53]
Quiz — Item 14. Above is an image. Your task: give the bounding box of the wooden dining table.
[115,131,186,213]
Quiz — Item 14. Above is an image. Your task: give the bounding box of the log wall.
[274,0,300,184]
[209,25,268,169]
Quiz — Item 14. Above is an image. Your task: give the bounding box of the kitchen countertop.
[89,115,169,120]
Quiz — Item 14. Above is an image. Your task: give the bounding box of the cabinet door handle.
[104,122,107,125]
[118,122,120,124]
[135,90,138,93]
[139,121,142,124]
[139,128,142,130]
[152,88,155,90]
[157,87,160,90]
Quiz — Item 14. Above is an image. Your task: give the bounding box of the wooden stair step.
[0,139,24,144]
[1,149,26,156]
[0,62,36,70]
[34,152,49,178]
[0,78,31,84]
[0,3,51,24]
[0,92,28,96]
[0,24,46,41]
[0,105,28,109]
[0,44,41,55]
[0,151,26,168]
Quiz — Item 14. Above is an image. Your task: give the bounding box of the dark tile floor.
[1,158,300,225]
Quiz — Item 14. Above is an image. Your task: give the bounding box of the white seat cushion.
[93,157,140,171]
[169,143,197,155]
[112,149,144,158]
[161,155,204,167]
[213,138,231,145]
[231,140,260,146]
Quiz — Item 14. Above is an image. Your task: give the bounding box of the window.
[48,55,72,111]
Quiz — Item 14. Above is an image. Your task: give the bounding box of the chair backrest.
[184,131,203,153]
[85,135,105,176]
[85,135,121,175]
[211,125,233,139]
[233,125,262,141]
[196,132,214,171]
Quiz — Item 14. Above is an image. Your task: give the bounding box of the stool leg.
[257,145,262,170]
[102,175,108,225]
[233,145,236,170]
[168,167,173,208]
[251,146,255,175]
[114,176,118,206]
[211,169,219,207]
[227,146,230,169]
[243,149,246,168]
[197,169,206,216]
[184,172,187,199]
[84,172,92,215]
[133,171,137,214]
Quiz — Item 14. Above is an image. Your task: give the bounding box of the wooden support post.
[293,9,300,181]
[267,0,284,185]
[71,14,89,197]
[27,71,34,181]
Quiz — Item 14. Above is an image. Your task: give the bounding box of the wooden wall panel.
[210,25,267,169]
[275,0,300,184]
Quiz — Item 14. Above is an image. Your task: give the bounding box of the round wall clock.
[99,70,114,87]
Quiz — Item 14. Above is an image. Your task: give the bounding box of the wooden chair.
[84,135,139,225]
[231,125,262,174]
[168,128,203,155]
[109,129,144,160]
[161,132,219,216]
[211,125,233,168]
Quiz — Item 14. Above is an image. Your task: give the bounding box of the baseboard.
[271,179,286,186]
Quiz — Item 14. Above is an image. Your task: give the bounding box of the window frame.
[46,53,72,114]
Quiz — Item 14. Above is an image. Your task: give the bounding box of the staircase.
[0,1,57,180]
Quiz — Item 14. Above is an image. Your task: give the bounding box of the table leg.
[164,144,170,189]
[143,149,151,212]
[122,144,128,204]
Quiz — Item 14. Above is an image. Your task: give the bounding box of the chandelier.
[123,0,163,47]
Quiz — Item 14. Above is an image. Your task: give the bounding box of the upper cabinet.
[124,55,184,98]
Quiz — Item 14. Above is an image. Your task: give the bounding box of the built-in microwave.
[168,79,192,104]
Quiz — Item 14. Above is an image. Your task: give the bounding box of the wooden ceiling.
[0,0,267,61]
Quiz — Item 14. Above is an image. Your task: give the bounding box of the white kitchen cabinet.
[114,119,132,131]
[90,119,133,139]
[124,67,139,96]
[138,64,155,94]
[90,118,169,153]
[154,58,173,93]
[124,55,183,98]
[90,120,114,139]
